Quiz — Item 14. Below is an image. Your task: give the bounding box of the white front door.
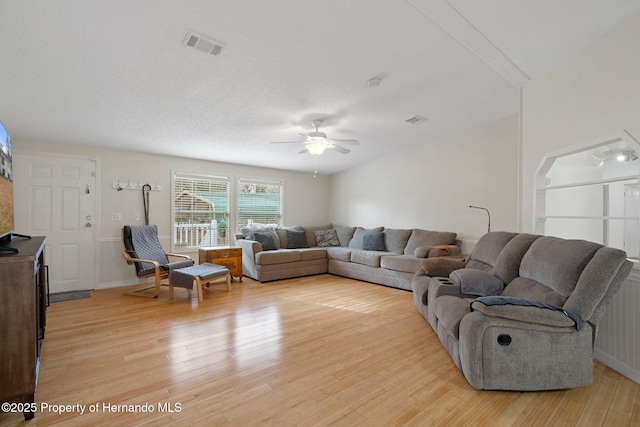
[13,153,97,293]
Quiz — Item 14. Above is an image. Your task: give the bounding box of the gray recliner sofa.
[412,231,632,391]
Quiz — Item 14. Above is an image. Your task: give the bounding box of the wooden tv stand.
[0,237,47,420]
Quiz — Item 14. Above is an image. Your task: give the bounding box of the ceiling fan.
[271,120,359,156]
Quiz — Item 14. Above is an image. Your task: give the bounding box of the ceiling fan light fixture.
[307,141,329,156]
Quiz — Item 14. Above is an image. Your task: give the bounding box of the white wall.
[13,139,331,288]
[521,12,640,384]
[329,115,519,251]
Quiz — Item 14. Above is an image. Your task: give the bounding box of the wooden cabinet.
[199,246,242,282]
[0,236,47,420]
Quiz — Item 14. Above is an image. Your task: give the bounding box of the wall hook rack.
[112,180,161,191]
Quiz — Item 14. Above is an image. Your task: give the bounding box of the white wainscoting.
[594,268,640,385]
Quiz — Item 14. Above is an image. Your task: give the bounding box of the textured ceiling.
[1,0,639,174]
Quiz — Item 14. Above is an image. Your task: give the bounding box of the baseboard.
[97,278,154,290]
[594,348,640,385]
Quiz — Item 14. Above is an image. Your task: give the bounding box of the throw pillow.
[314,229,341,247]
[303,224,333,247]
[241,227,280,249]
[253,231,277,251]
[449,268,504,297]
[348,227,384,249]
[286,229,308,249]
[363,232,386,251]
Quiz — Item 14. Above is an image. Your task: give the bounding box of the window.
[172,172,230,249]
[535,130,640,260]
[236,178,283,232]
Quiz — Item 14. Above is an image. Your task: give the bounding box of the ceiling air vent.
[183,31,225,56]
[405,115,428,125]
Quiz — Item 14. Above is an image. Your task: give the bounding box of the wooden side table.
[198,247,243,282]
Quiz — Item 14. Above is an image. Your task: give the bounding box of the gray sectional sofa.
[412,231,632,391]
[235,224,460,290]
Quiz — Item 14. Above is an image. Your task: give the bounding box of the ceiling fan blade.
[329,139,359,145]
[298,148,309,154]
[328,144,350,154]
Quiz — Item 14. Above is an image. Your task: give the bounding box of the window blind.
[236,178,283,231]
[172,173,230,248]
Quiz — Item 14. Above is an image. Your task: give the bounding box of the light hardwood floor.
[1,274,638,426]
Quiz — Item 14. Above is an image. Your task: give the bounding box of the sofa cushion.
[467,231,518,270]
[286,229,308,249]
[492,233,541,284]
[519,237,601,298]
[502,277,567,307]
[380,254,422,274]
[303,224,333,247]
[334,226,357,247]
[449,269,504,297]
[363,232,386,251]
[349,227,384,249]
[384,228,412,254]
[253,231,277,251]
[351,250,385,267]
[404,229,457,256]
[255,250,300,266]
[325,247,352,262]
[298,248,327,261]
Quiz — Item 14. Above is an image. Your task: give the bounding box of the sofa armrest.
[470,296,582,330]
[236,239,262,258]
[418,256,467,278]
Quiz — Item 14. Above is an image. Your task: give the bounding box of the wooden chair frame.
[123,251,192,298]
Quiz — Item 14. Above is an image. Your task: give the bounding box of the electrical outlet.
[133,212,140,221]
[111,212,122,221]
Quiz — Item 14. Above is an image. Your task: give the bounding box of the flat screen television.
[0,120,15,247]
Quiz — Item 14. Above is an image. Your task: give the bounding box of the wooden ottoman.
[169,263,231,303]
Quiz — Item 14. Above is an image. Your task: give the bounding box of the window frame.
[534,129,640,261]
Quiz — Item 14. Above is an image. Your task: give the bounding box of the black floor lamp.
[469,205,491,233]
